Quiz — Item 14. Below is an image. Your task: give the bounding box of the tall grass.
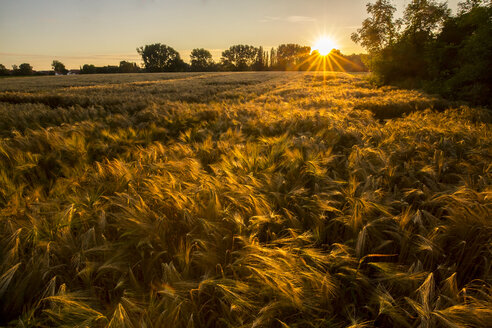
[0,72,490,327]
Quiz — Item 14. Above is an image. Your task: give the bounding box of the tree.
[137,43,186,72]
[95,65,119,74]
[381,0,450,82]
[458,0,491,14]
[275,44,311,70]
[190,48,215,71]
[221,45,259,71]
[355,0,491,105]
[351,0,401,53]
[430,1,492,104]
[270,48,277,68]
[80,64,97,74]
[0,64,9,76]
[403,0,450,37]
[252,46,268,71]
[52,60,68,75]
[344,53,370,72]
[119,61,139,73]
[19,63,33,75]
[13,63,33,76]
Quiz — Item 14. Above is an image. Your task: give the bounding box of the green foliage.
[0,72,490,327]
[403,0,450,36]
[430,2,492,104]
[351,0,401,53]
[354,0,492,106]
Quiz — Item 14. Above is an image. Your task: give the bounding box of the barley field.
[0,72,491,327]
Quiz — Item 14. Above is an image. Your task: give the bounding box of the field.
[0,72,491,327]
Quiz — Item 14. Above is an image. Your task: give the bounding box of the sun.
[312,36,337,56]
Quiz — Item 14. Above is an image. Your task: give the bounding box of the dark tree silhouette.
[270,48,276,68]
[351,0,400,54]
[137,43,186,72]
[13,63,33,76]
[221,45,259,71]
[80,64,96,74]
[403,0,450,37]
[458,0,490,13]
[190,48,215,71]
[119,61,139,73]
[0,64,9,76]
[251,46,267,70]
[52,60,68,75]
[275,44,311,70]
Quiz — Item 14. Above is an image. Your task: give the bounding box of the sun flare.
[312,36,337,56]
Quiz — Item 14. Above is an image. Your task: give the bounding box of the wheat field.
[0,72,490,327]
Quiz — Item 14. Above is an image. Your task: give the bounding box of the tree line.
[352,0,492,106]
[0,44,368,77]
[136,43,367,72]
[0,60,141,76]
[0,63,36,76]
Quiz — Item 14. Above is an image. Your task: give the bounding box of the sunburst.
[311,36,337,56]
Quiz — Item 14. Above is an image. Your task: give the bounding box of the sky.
[0,0,460,70]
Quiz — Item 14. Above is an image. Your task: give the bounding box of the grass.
[0,71,490,327]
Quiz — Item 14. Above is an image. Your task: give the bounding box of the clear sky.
[0,0,460,70]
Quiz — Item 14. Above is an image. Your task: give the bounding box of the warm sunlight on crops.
[0,72,490,327]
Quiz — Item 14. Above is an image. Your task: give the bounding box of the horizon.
[0,0,459,70]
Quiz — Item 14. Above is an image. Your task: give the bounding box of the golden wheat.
[0,72,490,327]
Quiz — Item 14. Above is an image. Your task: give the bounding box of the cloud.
[286,16,316,23]
[260,15,316,23]
[260,16,281,22]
